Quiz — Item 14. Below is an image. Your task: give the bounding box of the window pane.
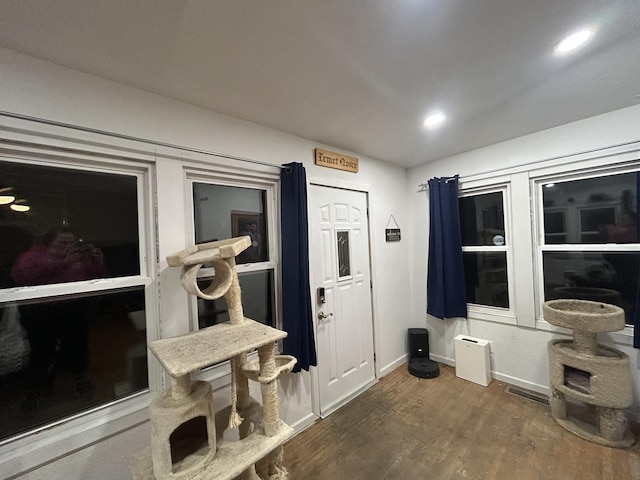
[542,172,639,244]
[0,161,140,289]
[544,211,567,244]
[463,252,509,308]
[336,231,351,278]
[542,252,639,325]
[0,287,148,441]
[193,184,268,264]
[459,192,505,246]
[197,270,274,328]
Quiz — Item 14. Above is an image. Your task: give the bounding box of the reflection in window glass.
[337,231,351,278]
[542,173,639,244]
[462,252,509,308]
[0,288,148,441]
[0,161,140,289]
[197,270,274,328]
[542,252,639,325]
[459,192,505,246]
[193,184,268,264]
[544,211,567,244]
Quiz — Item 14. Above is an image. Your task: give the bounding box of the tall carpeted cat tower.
[131,236,297,479]
[545,299,634,448]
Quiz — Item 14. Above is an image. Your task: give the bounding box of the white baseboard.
[289,412,319,435]
[429,354,550,395]
[378,354,408,378]
[429,353,454,367]
[491,372,550,395]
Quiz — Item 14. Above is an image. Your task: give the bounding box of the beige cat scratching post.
[131,237,297,480]
[545,299,634,448]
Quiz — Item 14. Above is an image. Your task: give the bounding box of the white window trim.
[459,182,516,324]
[183,165,281,384]
[0,118,160,477]
[531,155,640,337]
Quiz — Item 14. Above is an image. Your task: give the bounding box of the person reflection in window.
[11,226,107,416]
[604,211,638,244]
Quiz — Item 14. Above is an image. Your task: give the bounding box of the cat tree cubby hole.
[563,365,591,394]
[170,416,211,473]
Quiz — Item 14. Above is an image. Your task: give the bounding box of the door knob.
[318,311,333,320]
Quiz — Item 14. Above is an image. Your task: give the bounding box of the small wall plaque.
[315,148,359,173]
[385,215,401,242]
[385,229,401,242]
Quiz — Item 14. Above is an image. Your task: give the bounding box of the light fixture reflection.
[423,112,446,129]
[0,187,15,205]
[554,29,593,54]
[0,194,16,205]
[10,204,30,212]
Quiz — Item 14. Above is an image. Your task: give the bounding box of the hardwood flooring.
[283,364,640,480]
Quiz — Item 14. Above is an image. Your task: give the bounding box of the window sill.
[535,319,634,347]
[0,390,154,478]
[467,306,517,326]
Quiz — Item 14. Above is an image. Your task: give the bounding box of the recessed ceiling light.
[10,204,30,212]
[423,112,446,129]
[554,29,593,54]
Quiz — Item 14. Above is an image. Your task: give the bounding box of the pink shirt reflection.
[11,228,107,286]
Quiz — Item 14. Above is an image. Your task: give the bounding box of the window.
[191,182,277,329]
[0,159,151,442]
[538,171,639,325]
[336,230,351,278]
[459,190,510,309]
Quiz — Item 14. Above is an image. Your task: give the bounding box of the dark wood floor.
[283,364,640,480]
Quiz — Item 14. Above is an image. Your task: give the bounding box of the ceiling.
[1,1,639,168]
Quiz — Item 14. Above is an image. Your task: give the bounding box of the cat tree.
[131,236,297,479]
[545,298,634,448]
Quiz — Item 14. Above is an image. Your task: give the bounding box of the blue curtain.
[426,175,468,319]
[280,162,317,371]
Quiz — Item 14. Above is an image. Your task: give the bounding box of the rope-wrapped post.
[224,257,245,325]
[256,446,288,480]
[227,355,253,433]
[233,353,253,437]
[258,343,280,437]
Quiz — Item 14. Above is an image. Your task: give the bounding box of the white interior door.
[309,185,376,417]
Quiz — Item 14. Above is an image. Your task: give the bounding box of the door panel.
[309,185,375,416]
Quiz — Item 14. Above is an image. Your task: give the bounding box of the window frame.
[459,182,517,324]
[532,164,640,338]
[184,166,281,383]
[0,118,160,474]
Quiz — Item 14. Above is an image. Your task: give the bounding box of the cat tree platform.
[149,321,288,377]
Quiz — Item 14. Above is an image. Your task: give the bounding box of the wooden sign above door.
[315,148,359,173]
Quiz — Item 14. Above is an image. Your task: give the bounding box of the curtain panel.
[280,162,317,371]
[426,175,468,319]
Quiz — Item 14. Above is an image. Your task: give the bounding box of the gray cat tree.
[545,299,634,448]
[131,237,297,479]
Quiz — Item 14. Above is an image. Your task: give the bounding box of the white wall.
[0,47,414,478]
[407,104,640,415]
